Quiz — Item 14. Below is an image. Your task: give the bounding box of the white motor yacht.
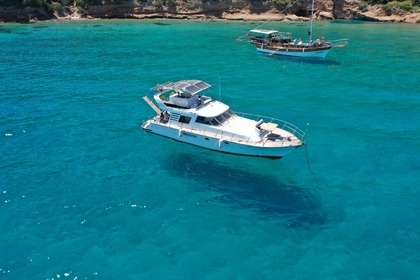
[141,80,306,159]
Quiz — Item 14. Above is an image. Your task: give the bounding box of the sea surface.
[1,19,419,279]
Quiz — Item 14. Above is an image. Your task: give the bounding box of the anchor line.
[304,142,314,175]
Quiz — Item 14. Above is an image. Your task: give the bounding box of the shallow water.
[1,19,419,279]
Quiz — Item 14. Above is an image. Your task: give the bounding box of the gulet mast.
[309,0,315,42]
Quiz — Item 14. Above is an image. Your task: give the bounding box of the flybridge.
[152,80,211,97]
[151,80,212,110]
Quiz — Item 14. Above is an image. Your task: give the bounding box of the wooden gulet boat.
[248,29,334,58]
[241,0,348,59]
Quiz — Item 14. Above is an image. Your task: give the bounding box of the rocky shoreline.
[0,1,419,24]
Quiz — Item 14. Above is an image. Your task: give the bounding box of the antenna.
[218,76,221,101]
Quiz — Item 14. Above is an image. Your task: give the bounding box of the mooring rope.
[304,142,315,175]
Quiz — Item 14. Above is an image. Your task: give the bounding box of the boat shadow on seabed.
[163,152,338,229]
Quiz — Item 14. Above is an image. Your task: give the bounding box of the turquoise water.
[1,19,419,279]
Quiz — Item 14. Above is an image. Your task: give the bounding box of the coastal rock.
[0,6,49,23]
[317,11,334,20]
[0,0,419,24]
[88,4,138,18]
[222,9,286,21]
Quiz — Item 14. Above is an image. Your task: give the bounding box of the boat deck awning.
[249,29,279,35]
[173,80,211,96]
[152,80,211,97]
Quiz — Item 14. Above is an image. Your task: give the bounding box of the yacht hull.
[142,120,301,159]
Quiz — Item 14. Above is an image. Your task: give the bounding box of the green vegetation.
[0,0,70,6]
[272,0,293,9]
[0,0,68,15]
[0,0,132,7]
[380,1,409,16]
[358,2,368,12]
[363,0,419,8]
[0,0,135,16]
[0,0,419,19]
[362,0,419,15]
[364,0,418,4]
[47,1,66,15]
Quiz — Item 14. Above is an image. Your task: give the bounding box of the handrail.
[152,117,249,144]
[235,112,306,140]
[331,38,349,48]
[146,112,307,145]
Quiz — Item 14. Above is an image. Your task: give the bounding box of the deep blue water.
[1,19,419,279]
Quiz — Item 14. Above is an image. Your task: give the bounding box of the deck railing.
[235,112,307,141]
[145,112,307,147]
[331,38,349,48]
[155,116,249,144]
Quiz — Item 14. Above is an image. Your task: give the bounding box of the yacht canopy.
[173,80,211,96]
[249,29,279,35]
[153,80,211,98]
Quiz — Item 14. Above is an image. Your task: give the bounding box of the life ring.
[160,95,167,101]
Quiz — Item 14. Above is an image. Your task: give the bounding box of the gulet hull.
[256,46,331,58]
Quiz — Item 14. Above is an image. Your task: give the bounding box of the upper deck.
[151,80,229,117]
[152,80,210,109]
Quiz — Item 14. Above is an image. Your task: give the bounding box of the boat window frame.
[222,109,235,120]
[196,116,212,125]
[209,118,221,126]
[178,115,191,124]
[195,109,235,126]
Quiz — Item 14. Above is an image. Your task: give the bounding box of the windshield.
[196,109,236,126]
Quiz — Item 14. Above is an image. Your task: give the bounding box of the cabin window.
[196,110,235,126]
[196,116,211,125]
[215,109,235,124]
[222,111,232,120]
[209,118,221,126]
[215,115,224,124]
[223,109,235,120]
[179,116,191,124]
